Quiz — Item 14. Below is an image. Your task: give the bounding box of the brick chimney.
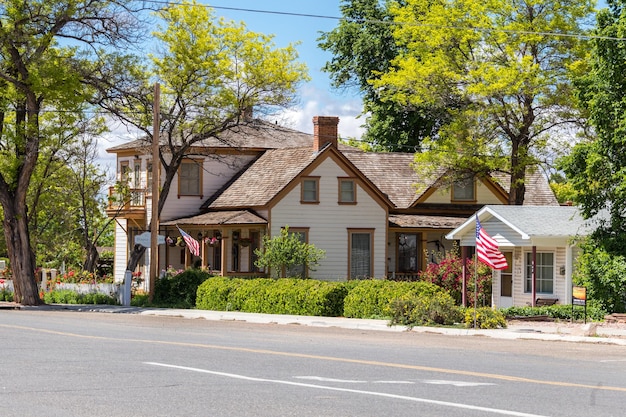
[313,116,339,152]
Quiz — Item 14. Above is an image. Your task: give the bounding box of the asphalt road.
[1,310,625,417]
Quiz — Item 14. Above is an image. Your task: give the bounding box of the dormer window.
[452,177,475,202]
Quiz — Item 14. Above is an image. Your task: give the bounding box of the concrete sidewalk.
[4,302,626,346]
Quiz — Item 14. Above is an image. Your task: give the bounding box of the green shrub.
[0,288,13,302]
[195,277,347,316]
[196,277,244,311]
[131,293,150,307]
[574,243,626,313]
[500,304,607,322]
[464,307,507,329]
[42,290,117,305]
[389,292,462,328]
[155,269,212,308]
[343,279,442,318]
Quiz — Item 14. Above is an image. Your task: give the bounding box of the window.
[339,178,356,204]
[397,233,418,273]
[285,229,308,278]
[525,252,554,294]
[147,161,153,191]
[133,161,141,188]
[452,177,475,201]
[349,230,373,279]
[120,161,130,183]
[301,177,319,203]
[179,159,201,196]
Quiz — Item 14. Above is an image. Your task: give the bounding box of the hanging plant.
[177,237,186,247]
[239,237,252,247]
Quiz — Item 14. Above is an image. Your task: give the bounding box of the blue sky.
[206,1,365,139]
[100,1,364,170]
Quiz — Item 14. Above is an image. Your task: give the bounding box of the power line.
[142,0,626,42]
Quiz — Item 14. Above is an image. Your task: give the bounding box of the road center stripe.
[145,362,549,417]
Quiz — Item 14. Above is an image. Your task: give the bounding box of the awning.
[161,210,267,227]
[389,214,465,229]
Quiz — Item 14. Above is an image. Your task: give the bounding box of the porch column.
[530,246,537,307]
[461,246,468,307]
[220,230,228,277]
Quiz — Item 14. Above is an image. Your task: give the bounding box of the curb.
[5,302,626,346]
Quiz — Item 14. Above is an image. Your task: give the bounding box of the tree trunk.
[508,139,527,205]
[83,243,100,273]
[126,244,147,272]
[2,203,41,305]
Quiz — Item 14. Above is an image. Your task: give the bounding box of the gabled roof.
[206,147,320,209]
[343,151,429,208]
[445,205,592,242]
[206,144,393,210]
[343,150,558,209]
[491,170,559,206]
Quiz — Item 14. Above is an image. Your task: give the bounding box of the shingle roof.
[161,210,267,226]
[106,119,357,153]
[491,170,559,206]
[484,205,591,237]
[343,151,434,208]
[389,214,465,229]
[208,147,320,209]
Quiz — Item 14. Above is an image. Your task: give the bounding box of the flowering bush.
[419,254,492,307]
[55,269,114,284]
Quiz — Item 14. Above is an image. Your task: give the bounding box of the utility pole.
[149,83,160,302]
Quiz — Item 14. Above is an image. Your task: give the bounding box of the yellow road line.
[3,323,625,393]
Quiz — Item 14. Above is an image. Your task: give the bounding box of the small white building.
[446,205,592,308]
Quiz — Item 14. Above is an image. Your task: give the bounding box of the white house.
[106,115,559,289]
[446,205,592,308]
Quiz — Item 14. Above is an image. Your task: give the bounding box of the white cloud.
[278,85,366,139]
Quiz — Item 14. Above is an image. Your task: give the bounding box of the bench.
[535,298,558,307]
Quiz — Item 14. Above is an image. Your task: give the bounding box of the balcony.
[106,187,147,219]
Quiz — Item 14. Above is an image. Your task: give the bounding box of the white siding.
[271,157,387,281]
[511,246,566,306]
[160,154,257,221]
[423,180,504,205]
[114,219,128,283]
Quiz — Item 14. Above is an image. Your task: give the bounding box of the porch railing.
[108,187,146,210]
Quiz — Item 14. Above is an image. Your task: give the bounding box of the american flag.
[475,215,508,270]
[177,226,200,257]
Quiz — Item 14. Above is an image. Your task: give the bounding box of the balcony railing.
[108,187,146,210]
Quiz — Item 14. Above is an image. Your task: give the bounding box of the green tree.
[370,0,593,204]
[0,0,144,304]
[255,226,326,278]
[558,1,626,313]
[560,0,626,252]
[88,1,309,273]
[318,0,455,151]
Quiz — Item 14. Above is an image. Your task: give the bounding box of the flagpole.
[474,251,478,329]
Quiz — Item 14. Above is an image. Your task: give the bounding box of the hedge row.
[196,277,348,317]
[500,304,607,322]
[196,277,447,319]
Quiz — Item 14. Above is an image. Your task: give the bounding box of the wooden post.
[531,246,537,307]
[149,83,160,302]
[461,246,467,307]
